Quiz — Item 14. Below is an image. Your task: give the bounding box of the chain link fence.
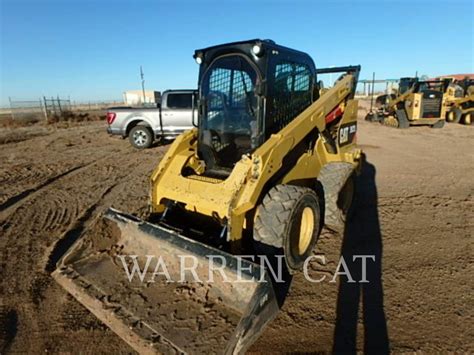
[8,99,46,123]
[3,97,124,124]
[43,97,71,117]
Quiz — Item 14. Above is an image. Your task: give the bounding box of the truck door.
[162,92,195,132]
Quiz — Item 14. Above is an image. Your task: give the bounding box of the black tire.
[395,109,410,129]
[365,112,382,122]
[446,107,462,123]
[320,164,356,234]
[365,112,376,121]
[129,125,153,149]
[431,120,445,129]
[254,185,321,272]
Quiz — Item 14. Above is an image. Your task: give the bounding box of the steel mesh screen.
[269,62,312,134]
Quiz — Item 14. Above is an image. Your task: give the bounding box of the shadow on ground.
[333,158,390,354]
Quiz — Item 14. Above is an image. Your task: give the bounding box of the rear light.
[106,112,116,124]
[325,106,343,124]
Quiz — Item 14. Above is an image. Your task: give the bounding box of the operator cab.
[414,79,450,94]
[194,39,317,175]
[412,80,449,118]
[399,77,418,94]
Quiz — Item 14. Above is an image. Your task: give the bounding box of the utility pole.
[369,72,375,114]
[140,66,146,105]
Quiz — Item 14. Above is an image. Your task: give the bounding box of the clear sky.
[0,0,473,106]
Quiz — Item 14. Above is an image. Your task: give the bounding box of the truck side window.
[167,94,192,109]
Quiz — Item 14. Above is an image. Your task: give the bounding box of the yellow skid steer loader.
[445,78,474,125]
[53,39,362,354]
[366,77,449,128]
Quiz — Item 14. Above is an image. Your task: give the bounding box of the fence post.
[51,96,56,116]
[43,96,49,120]
[8,97,14,120]
[57,95,62,113]
[39,98,46,120]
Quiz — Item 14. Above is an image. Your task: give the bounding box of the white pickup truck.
[106,89,196,148]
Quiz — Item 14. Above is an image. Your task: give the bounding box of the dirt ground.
[0,104,473,353]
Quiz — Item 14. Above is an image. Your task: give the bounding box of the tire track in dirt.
[0,150,128,222]
[0,123,152,352]
[4,180,122,352]
[0,154,130,293]
[43,150,160,275]
[0,123,128,206]
[44,182,119,273]
[0,143,163,353]
[30,182,119,310]
[0,164,85,213]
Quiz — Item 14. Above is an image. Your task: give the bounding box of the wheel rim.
[383,116,399,128]
[464,113,472,125]
[447,111,454,122]
[133,130,148,146]
[298,207,314,254]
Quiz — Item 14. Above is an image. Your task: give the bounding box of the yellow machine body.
[53,40,363,354]
[151,73,361,242]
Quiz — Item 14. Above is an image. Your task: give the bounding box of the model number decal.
[339,123,357,146]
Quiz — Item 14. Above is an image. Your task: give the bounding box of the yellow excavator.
[53,39,362,354]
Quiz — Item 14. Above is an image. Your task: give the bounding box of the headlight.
[252,44,262,56]
[194,52,203,64]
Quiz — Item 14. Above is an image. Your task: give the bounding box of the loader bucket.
[52,208,280,354]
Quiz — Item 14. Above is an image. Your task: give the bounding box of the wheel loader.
[366,77,449,128]
[445,78,474,125]
[52,39,362,354]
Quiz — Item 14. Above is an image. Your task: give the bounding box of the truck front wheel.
[129,125,153,149]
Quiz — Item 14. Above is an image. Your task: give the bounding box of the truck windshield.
[199,55,259,170]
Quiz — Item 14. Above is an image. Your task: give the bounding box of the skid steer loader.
[445,78,474,125]
[53,39,362,354]
[366,77,449,128]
